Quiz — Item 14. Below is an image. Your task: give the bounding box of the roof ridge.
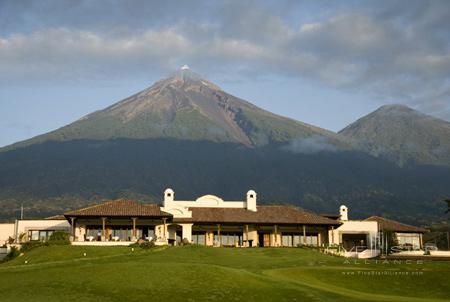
[64,198,137,215]
[381,216,422,228]
[64,199,171,217]
[365,215,426,231]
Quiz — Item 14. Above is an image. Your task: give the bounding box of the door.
[342,234,367,251]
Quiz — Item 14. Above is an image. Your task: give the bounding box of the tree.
[383,230,399,255]
[445,198,450,214]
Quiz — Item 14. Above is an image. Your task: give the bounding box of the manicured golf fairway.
[0,245,449,301]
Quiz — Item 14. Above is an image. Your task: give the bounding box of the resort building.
[0,223,15,244]
[0,219,70,244]
[328,205,379,251]
[64,189,340,247]
[0,189,428,257]
[364,215,426,250]
[323,205,427,257]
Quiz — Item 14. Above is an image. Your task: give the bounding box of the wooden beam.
[132,217,137,239]
[162,218,167,239]
[70,217,75,241]
[218,224,221,246]
[245,224,249,247]
[420,233,424,249]
[274,224,278,246]
[303,225,306,244]
[331,226,335,245]
[101,217,106,241]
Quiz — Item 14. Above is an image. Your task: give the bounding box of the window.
[111,228,132,241]
[87,228,101,238]
[397,233,420,249]
[28,230,55,241]
[214,233,242,246]
[192,233,206,245]
[305,235,318,245]
[29,230,39,241]
[282,233,318,247]
[282,235,293,247]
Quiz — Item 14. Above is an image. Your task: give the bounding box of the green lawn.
[0,245,449,302]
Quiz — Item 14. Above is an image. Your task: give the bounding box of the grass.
[0,245,449,301]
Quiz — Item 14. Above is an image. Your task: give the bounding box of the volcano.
[6,67,342,151]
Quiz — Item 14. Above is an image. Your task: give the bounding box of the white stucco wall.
[0,223,15,244]
[242,225,258,247]
[154,223,168,241]
[74,224,86,242]
[180,223,193,242]
[329,220,378,246]
[16,220,71,242]
[161,189,257,219]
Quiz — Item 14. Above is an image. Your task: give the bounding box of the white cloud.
[283,136,338,154]
[0,0,449,120]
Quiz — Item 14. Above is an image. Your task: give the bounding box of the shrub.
[21,241,48,252]
[130,240,156,249]
[48,231,70,245]
[18,232,27,243]
[383,230,399,255]
[2,246,20,262]
[139,240,155,249]
[7,237,15,245]
[180,238,191,246]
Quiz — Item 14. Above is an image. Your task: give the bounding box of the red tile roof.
[63,199,339,226]
[365,216,427,233]
[174,205,340,225]
[64,199,171,218]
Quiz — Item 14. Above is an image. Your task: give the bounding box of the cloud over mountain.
[0,0,449,119]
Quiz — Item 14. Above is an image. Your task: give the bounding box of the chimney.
[246,190,257,212]
[163,188,174,207]
[339,205,348,221]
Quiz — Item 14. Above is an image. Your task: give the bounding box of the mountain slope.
[339,104,450,166]
[3,67,343,151]
[1,71,450,225]
[1,138,449,225]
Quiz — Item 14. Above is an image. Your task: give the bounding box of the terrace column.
[132,217,137,241]
[274,225,278,247]
[70,217,76,242]
[331,226,335,245]
[303,225,306,245]
[420,233,423,249]
[162,218,167,242]
[101,217,107,241]
[217,224,221,247]
[181,223,193,243]
[245,224,249,247]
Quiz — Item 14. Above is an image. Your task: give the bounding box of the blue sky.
[1,0,449,147]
